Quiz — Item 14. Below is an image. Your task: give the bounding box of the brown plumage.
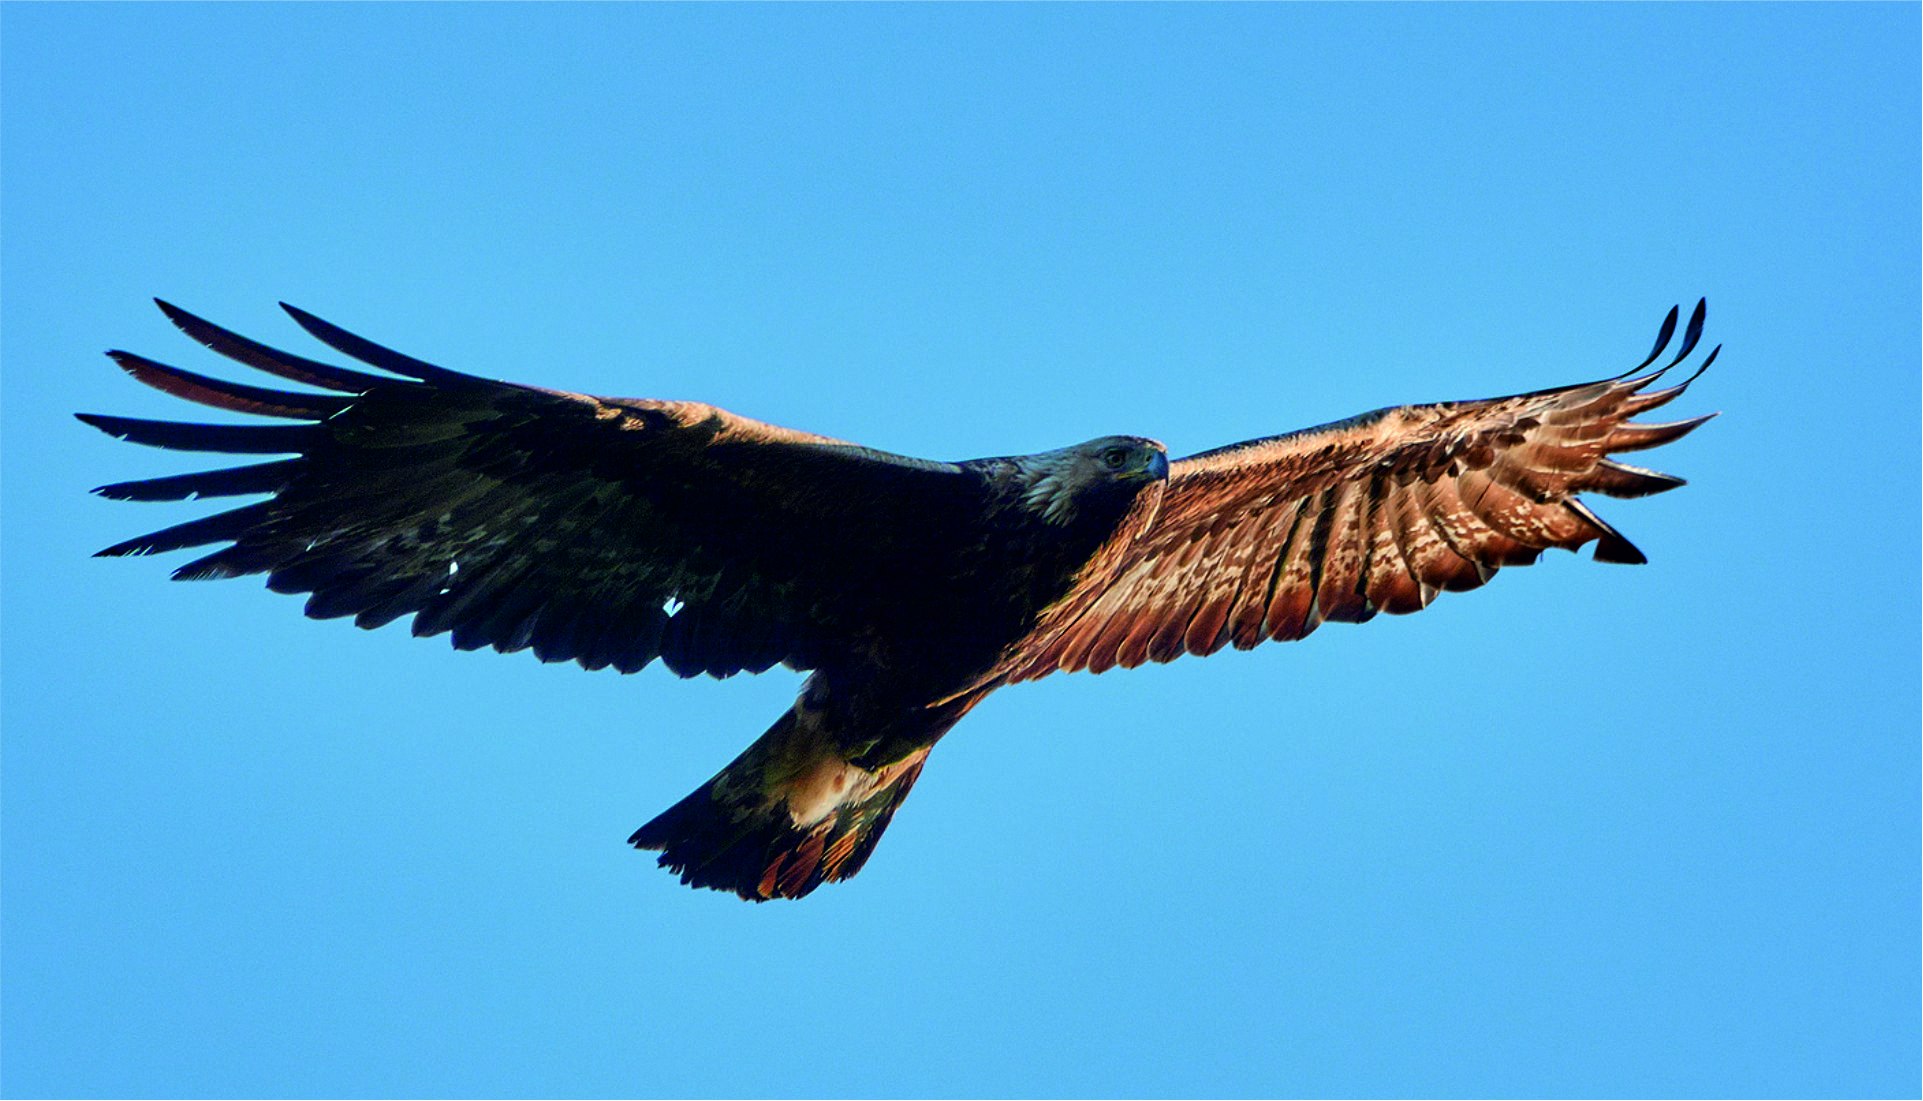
[82,298,1717,900]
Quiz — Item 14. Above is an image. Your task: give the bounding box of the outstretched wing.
[1006,301,1718,679]
[81,301,987,679]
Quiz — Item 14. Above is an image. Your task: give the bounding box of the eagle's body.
[83,299,1716,899]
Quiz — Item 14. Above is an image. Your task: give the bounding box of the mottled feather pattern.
[1003,306,1716,681]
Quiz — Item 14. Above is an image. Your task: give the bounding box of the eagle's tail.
[628,692,958,901]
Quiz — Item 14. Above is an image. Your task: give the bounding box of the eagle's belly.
[854,514,1125,704]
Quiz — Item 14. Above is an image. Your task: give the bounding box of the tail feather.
[629,701,934,901]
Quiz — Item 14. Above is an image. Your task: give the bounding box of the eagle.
[81,299,1716,901]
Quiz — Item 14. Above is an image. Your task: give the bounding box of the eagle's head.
[1014,435,1169,527]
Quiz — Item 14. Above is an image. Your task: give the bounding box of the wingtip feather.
[1565,499,1648,564]
[278,302,477,385]
[149,299,394,393]
[1592,536,1648,565]
[1628,304,1681,374]
[153,297,190,326]
[1666,298,1707,367]
[103,349,346,419]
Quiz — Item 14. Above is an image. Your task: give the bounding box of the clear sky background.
[3,5,1917,1098]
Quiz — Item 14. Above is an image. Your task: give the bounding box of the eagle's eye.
[1100,446,1131,471]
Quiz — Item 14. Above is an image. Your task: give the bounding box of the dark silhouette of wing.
[1007,301,1717,679]
[81,301,985,679]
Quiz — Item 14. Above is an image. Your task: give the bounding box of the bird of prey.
[81,299,1717,900]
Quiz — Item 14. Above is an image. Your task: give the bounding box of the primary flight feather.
[82,299,1717,900]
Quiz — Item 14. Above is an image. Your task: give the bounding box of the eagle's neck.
[1010,449,1094,526]
[1060,475,1165,595]
[986,450,1167,591]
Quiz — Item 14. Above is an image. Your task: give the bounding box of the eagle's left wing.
[80,301,987,682]
[1005,302,1717,680]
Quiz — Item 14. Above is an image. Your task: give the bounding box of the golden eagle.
[82,299,1716,900]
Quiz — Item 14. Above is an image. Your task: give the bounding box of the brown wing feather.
[83,302,985,680]
[1004,303,1718,682]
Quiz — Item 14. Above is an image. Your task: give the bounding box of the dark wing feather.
[83,302,986,679]
[1005,302,1717,680]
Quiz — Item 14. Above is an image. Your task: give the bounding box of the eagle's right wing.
[81,301,983,679]
[1005,301,1718,680]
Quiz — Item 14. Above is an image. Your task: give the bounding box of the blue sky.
[3,5,1916,1097]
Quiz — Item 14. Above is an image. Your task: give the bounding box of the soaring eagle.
[82,299,1716,900]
